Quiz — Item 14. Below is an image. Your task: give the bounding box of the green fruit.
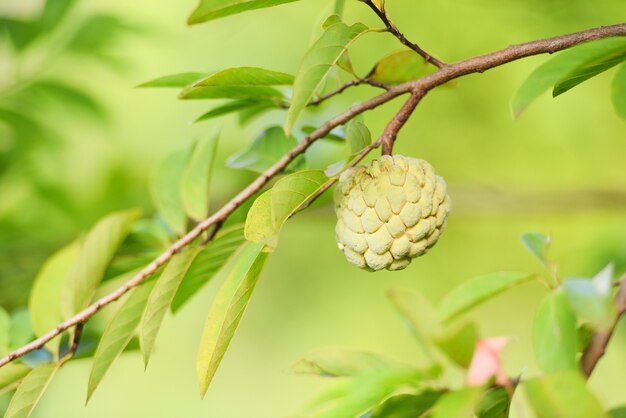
[334,155,450,271]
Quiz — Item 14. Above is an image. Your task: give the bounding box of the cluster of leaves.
[290,234,624,418]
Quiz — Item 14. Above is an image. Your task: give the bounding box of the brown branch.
[362,0,447,68]
[2,21,626,369]
[581,274,626,378]
[308,78,389,107]
[381,90,424,155]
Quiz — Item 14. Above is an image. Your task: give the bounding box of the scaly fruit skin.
[334,155,450,271]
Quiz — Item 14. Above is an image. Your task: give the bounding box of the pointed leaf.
[138,72,205,88]
[439,272,533,323]
[188,0,301,24]
[476,386,511,418]
[564,264,615,330]
[533,291,578,373]
[194,100,262,123]
[345,120,371,155]
[286,22,368,134]
[28,243,79,356]
[611,63,626,120]
[434,322,479,368]
[197,242,267,397]
[140,249,200,366]
[87,281,155,402]
[67,209,142,315]
[292,349,415,377]
[0,365,31,395]
[181,133,219,221]
[521,232,550,266]
[370,391,444,418]
[171,226,246,313]
[368,50,431,85]
[524,372,608,418]
[244,170,328,249]
[151,150,188,235]
[3,363,58,418]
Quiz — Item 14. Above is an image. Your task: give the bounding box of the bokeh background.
[1,0,625,417]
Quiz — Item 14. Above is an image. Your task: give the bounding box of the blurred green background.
[1,0,625,416]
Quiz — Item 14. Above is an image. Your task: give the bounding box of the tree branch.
[2,21,626,369]
[362,0,447,68]
[308,78,389,107]
[581,274,626,378]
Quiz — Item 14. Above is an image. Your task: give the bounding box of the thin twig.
[381,90,424,155]
[61,322,84,363]
[308,79,390,107]
[581,274,626,378]
[2,21,626,369]
[362,0,447,68]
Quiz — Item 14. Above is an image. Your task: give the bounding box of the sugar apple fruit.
[334,155,451,271]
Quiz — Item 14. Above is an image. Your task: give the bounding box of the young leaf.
[533,290,578,373]
[439,272,533,323]
[140,249,200,366]
[0,364,31,395]
[194,100,263,123]
[226,126,305,174]
[512,38,626,117]
[87,281,155,402]
[67,209,142,315]
[171,225,246,313]
[3,363,58,418]
[197,242,267,397]
[521,232,550,266]
[28,243,79,356]
[433,322,479,368]
[476,386,511,418]
[188,0,301,25]
[564,264,615,330]
[151,149,188,236]
[180,67,293,100]
[317,369,425,418]
[611,63,626,120]
[524,372,608,418]
[553,46,626,97]
[345,120,371,155]
[369,391,444,418]
[138,72,205,88]
[291,349,415,378]
[286,21,368,134]
[0,308,9,357]
[181,133,219,221]
[368,50,431,85]
[430,387,483,418]
[244,170,328,249]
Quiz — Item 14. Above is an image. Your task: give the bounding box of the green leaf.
[521,232,551,266]
[368,50,431,84]
[439,272,533,323]
[40,0,75,32]
[430,387,483,418]
[181,133,219,221]
[301,125,345,142]
[286,21,368,134]
[0,308,9,357]
[317,369,425,418]
[564,264,615,330]
[8,310,33,352]
[524,372,608,418]
[66,209,142,316]
[0,364,31,395]
[0,19,41,51]
[476,386,511,418]
[188,0,301,24]
[512,38,626,117]
[87,281,155,402]
[369,391,444,418]
[533,290,578,373]
[610,406,626,418]
[226,126,304,174]
[244,170,328,249]
[151,150,188,236]
[28,243,79,356]
[3,363,58,418]
[27,79,106,121]
[140,249,200,366]
[197,242,267,397]
[434,322,479,368]
[237,102,275,125]
[138,72,205,88]
[345,120,371,155]
[180,67,292,100]
[171,225,246,313]
[291,349,414,377]
[611,63,626,120]
[553,46,626,97]
[194,100,263,123]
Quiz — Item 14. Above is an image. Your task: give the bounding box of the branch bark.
[2,21,626,369]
